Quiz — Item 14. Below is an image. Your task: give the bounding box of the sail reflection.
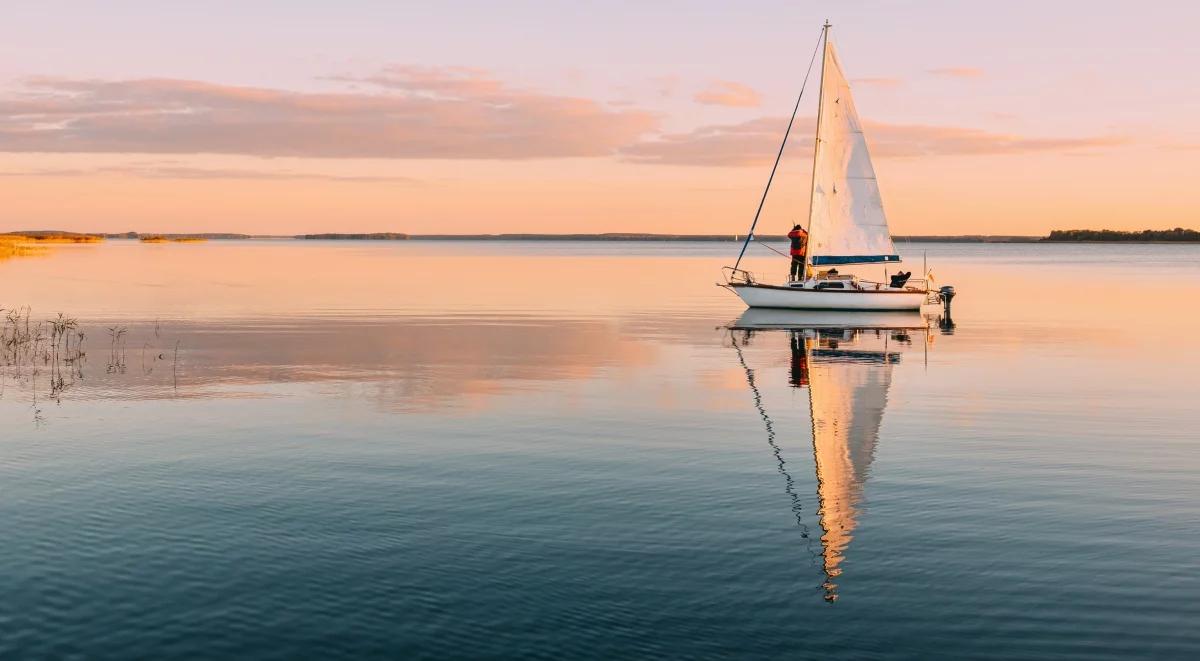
[731,309,929,602]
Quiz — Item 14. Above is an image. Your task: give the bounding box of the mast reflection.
[731,309,928,602]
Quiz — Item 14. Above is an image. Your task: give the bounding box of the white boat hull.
[730,283,927,311]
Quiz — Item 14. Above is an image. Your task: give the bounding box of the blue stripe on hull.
[811,255,901,265]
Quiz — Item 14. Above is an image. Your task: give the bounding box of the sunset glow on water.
[1,240,1197,658]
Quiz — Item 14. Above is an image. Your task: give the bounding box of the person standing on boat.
[787,224,809,281]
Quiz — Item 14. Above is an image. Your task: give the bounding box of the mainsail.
[807,35,900,266]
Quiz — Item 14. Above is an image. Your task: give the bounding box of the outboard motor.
[939,285,956,307]
[938,285,956,332]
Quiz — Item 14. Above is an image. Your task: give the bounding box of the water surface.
[1,240,1197,659]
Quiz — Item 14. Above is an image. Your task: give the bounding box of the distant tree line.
[3,231,105,242]
[301,233,410,240]
[104,232,251,240]
[1045,228,1200,242]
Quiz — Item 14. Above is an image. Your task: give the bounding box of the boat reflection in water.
[730,309,932,602]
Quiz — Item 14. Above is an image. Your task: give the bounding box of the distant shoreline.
[6,230,1199,244]
[406,233,1048,243]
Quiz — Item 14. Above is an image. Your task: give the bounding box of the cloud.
[650,74,680,98]
[620,116,1124,166]
[621,117,796,166]
[0,163,419,182]
[928,67,984,79]
[852,77,903,88]
[869,124,1124,157]
[0,69,658,159]
[693,81,762,108]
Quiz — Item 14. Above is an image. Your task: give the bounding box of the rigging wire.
[753,237,790,258]
[730,26,826,273]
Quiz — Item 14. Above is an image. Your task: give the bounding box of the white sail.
[807,36,900,266]
[808,337,894,599]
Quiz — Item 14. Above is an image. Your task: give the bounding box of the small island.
[1,231,104,261]
[1,231,105,243]
[139,235,209,243]
[1044,228,1200,242]
[300,233,410,240]
[107,232,252,240]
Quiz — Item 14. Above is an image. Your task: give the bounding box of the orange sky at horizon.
[5,144,1193,236]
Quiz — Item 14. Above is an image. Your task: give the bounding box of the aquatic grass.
[0,311,141,374]
[1,307,86,409]
[2,306,39,365]
[107,326,128,372]
[49,313,80,362]
[2,308,85,368]
[3,307,183,418]
[1,233,99,262]
[1,232,104,244]
[0,236,46,260]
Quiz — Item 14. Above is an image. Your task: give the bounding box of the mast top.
[824,20,831,29]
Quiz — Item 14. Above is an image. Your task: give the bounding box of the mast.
[728,26,826,277]
[802,21,831,281]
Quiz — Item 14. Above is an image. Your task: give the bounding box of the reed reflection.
[732,309,928,602]
[0,314,656,417]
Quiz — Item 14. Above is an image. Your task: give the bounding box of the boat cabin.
[787,272,912,292]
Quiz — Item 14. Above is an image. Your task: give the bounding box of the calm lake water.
[1,240,1198,659]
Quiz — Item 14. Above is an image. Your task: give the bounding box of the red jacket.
[787,229,808,257]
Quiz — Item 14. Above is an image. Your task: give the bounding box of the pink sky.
[2,1,1197,235]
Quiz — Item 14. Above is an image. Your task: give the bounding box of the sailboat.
[731,310,924,600]
[723,23,952,311]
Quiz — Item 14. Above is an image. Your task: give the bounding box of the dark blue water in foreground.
[1,241,1198,658]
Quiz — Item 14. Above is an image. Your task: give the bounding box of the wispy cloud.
[853,77,904,88]
[0,69,658,159]
[650,74,680,99]
[928,67,984,79]
[622,117,795,166]
[0,163,420,182]
[620,116,1125,166]
[693,81,762,108]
